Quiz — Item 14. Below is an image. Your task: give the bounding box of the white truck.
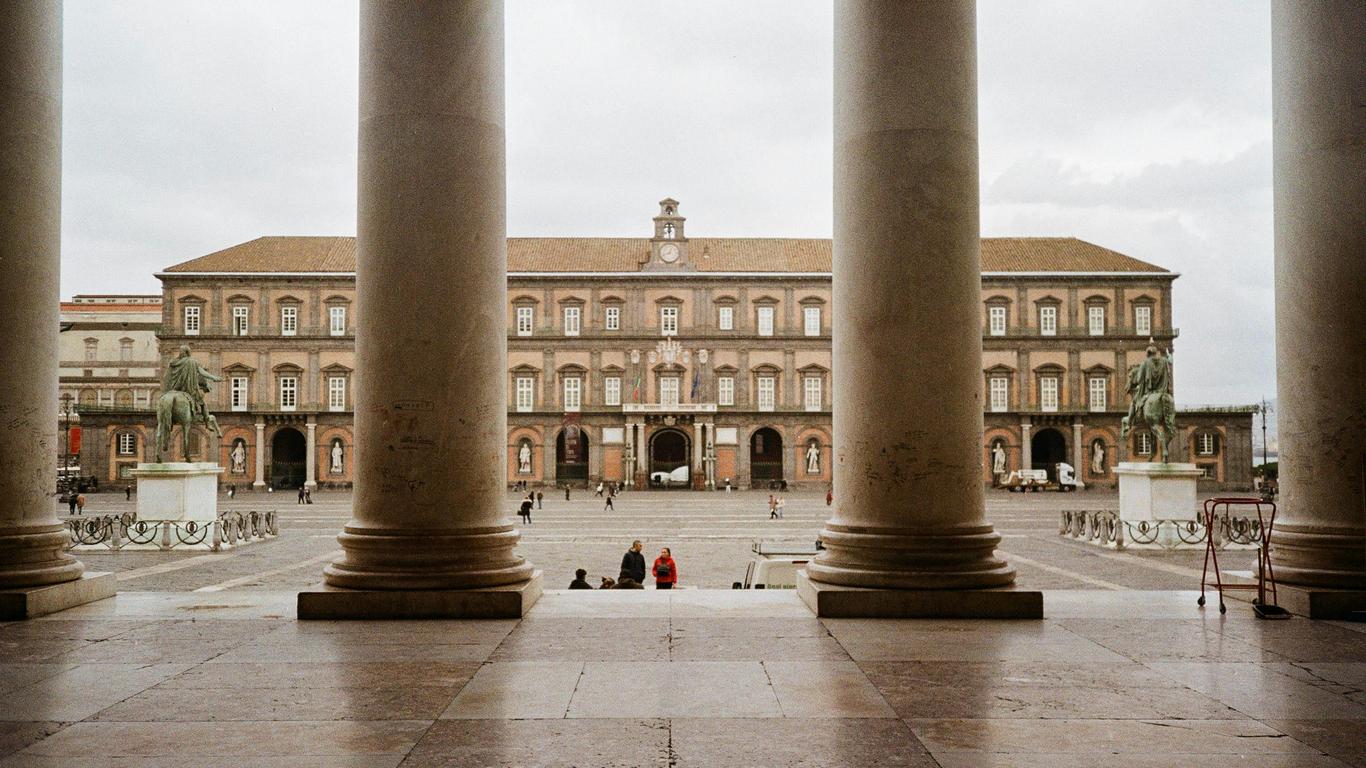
[733,541,821,589]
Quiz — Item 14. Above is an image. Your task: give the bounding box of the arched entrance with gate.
[271,427,306,489]
[1031,427,1067,482]
[648,428,690,488]
[749,427,784,486]
[555,427,589,484]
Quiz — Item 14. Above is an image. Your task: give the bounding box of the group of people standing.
[767,494,786,519]
[568,540,678,590]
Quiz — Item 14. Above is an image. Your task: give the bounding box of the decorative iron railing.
[1059,509,1265,550]
[62,510,278,551]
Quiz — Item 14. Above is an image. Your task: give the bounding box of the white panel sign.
[715,427,739,445]
[601,427,625,445]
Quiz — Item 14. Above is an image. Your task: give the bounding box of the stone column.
[804,0,1035,618]
[1270,2,1366,591]
[253,421,266,489]
[0,0,114,618]
[1071,421,1086,489]
[304,419,317,490]
[302,0,538,618]
[692,420,704,487]
[1020,420,1032,473]
[705,422,716,489]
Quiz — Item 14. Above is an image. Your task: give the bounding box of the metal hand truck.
[1198,497,1287,618]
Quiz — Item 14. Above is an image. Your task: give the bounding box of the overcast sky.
[60,0,1273,405]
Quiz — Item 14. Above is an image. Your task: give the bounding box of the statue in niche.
[991,442,1007,475]
[518,441,532,474]
[805,441,821,474]
[1092,440,1107,475]
[229,439,247,474]
[330,439,344,474]
[1121,341,1176,462]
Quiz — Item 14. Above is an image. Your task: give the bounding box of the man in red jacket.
[652,547,678,590]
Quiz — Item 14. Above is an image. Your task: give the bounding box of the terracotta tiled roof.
[161,235,1169,274]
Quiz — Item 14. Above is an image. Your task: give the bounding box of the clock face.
[660,244,680,263]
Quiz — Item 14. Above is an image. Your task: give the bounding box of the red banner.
[68,427,81,455]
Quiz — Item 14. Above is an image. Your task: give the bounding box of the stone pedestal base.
[134,463,223,522]
[1117,462,1203,546]
[797,571,1042,619]
[0,572,116,620]
[298,571,542,620]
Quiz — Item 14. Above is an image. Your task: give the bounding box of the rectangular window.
[757,306,774,336]
[803,377,822,411]
[1040,377,1059,412]
[757,376,775,411]
[1197,432,1216,455]
[119,342,132,361]
[563,377,581,412]
[1039,306,1057,336]
[516,306,534,336]
[117,433,136,456]
[718,376,735,406]
[1088,305,1105,336]
[563,306,580,336]
[230,376,249,412]
[1135,305,1152,336]
[1199,463,1217,478]
[659,377,679,407]
[605,306,620,331]
[1089,377,1107,412]
[84,342,97,362]
[660,306,678,336]
[328,376,346,411]
[232,306,249,336]
[989,306,1007,336]
[803,307,821,337]
[1136,432,1154,456]
[990,377,1009,412]
[281,306,297,336]
[183,306,200,335]
[278,376,297,411]
[604,376,621,406]
[134,390,150,409]
[329,306,346,336]
[718,306,734,330]
[515,377,534,412]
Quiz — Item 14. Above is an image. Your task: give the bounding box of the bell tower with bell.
[646,198,693,271]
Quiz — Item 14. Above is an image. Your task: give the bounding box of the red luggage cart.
[1198,497,1285,617]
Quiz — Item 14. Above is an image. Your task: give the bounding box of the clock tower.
[646,198,693,271]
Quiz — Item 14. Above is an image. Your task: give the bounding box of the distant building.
[74,200,1253,491]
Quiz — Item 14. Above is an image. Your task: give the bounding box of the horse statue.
[1120,342,1176,463]
[154,390,221,462]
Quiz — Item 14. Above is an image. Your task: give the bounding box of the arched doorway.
[555,427,589,484]
[271,427,306,489]
[750,427,784,486]
[648,428,690,488]
[1031,427,1067,482]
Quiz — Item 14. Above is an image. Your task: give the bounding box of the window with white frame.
[1136,431,1154,456]
[1197,432,1217,455]
[84,339,98,361]
[989,306,1007,336]
[1088,305,1105,336]
[119,339,132,361]
[757,376,775,411]
[515,306,534,336]
[183,306,200,335]
[1039,305,1057,336]
[329,306,346,336]
[660,306,678,336]
[989,377,1009,412]
[718,305,734,330]
[1089,377,1107,412]
[1135,305,1152,336]
[803,376,822,411]
[803,307,821,337]
[659,377,679,407]
[328,376,347,411]
[515,377,534,412]
[563,306,580,336]
[1040,376,1059,412]
[278,376,298,411]
[562,377,581,412]
[117,432,136,456]
[604,376,621,406]
[232,305,249,336]
[280,306,297,336]
[757,306,774,336]
[230,376,249,412]
[605,306,620,330]
[718,376,735,406]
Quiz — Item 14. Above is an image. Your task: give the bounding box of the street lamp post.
[59,392,74,473]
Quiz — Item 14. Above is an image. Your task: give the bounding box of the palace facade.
[74,200,1253,491]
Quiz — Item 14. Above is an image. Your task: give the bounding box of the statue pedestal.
[1116,462,1203,547]
[134,463,223,523]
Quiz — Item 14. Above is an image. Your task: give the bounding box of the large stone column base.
[0,525,86,588]
[797,571,1042,618]
[807,522,1017,589]
[0,572,116,620]
[298,571,542,620]
[323,525,536,590]
[1272,523,1366,591]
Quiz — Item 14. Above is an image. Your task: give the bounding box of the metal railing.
[62,509,278,551]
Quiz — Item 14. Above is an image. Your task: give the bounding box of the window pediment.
[985,295,1012,305]
[177,294,207,305]
[1083,294,1111,305]
[556,363,587,374]
[600,364,625,373]
[323,294,352,305]
[557,296,586,306]
[713,295,738,305]
[1083,364,1114,375]
[321,363,353,374]
[984,364,1015,375]
[798,363,829,374]
[222,363,256,374]
[225,294,254,304]
[511,295,540,305]
[275,295,303,305]
[1131,294,1157,305]
[752,364,782,375]
[714,364,739,374]
[1033,295,1062,306]
[1033,363,1066,374]
[798,295,826,306]
[272,363,304,374]
[510,364,541,375]
[751,295,780,306]
[654,295,684,306]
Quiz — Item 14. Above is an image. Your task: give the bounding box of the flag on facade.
[691,367,700,401]
[633,373,641,402]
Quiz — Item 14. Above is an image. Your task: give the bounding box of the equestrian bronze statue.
[155,345,222,462]
[1121,341,1176,463]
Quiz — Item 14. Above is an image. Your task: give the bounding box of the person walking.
[518,494,533,525]
[568,568,592,589]
[652,547,678,590]
[619,540,646,584]
[564,485,571,501]
[825,487,833,506]
[67,491,78,516]
[604,493,614,512]
[297,487,306,504]
[595,481,604,497]
[75,493,86,516]
[768,494,778,520]
[776,496,785,519]
[125,484,132,501]
[535,490,543,510]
